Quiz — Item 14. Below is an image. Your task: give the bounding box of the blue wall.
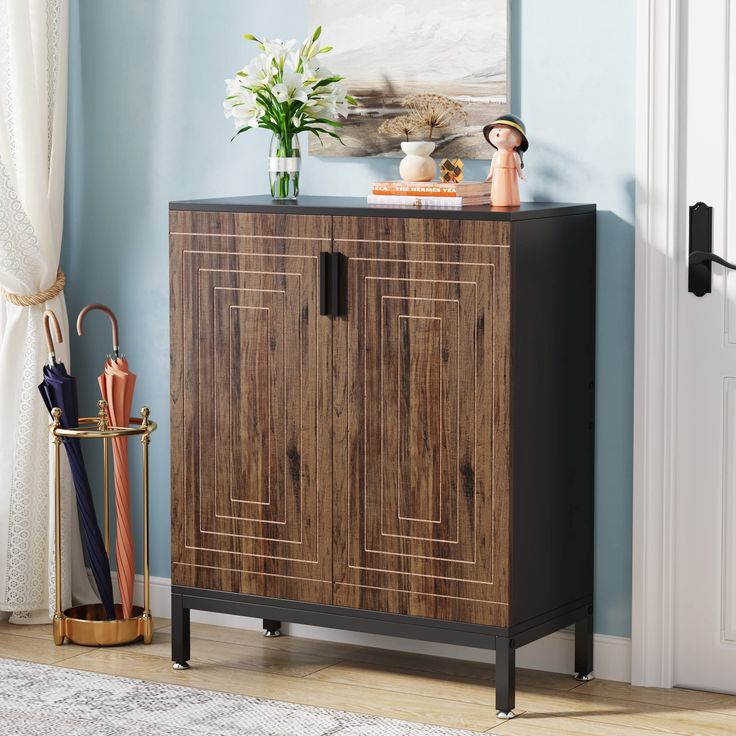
[63,0,635,637]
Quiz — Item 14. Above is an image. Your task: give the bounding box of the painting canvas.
[309,0,508,158]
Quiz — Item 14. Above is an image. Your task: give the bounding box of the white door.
[675,0,736,693]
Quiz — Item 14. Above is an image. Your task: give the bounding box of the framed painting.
[309,0,509,158]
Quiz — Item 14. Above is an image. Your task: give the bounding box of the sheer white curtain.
[0,0,95,623]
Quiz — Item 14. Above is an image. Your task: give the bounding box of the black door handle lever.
[689,251,736,270]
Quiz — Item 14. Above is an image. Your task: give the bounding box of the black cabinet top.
[169,195,595,222]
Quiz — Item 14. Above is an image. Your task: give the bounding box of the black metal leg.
[263,618,282,637]
[495,636,516,719]
[171,593,191,670]
[574,605,594,681]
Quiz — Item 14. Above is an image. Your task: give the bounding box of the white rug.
[0,658,487,735]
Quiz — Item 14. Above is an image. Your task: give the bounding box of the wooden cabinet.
[170,212,333,603]
[169,197,596,718]
[332,216,511,626]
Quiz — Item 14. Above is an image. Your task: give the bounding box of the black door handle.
[318,252,345,317]
[319,252,330,315]
[331,252,344,317]
[688,202,715,296]
[689,251,736,270]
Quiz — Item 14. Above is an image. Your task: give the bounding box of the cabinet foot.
[263,619,282,637]
[496,710,516,720]
[574,605,594,682]
[574,672,595,682]
[495,636,516,717]
[171,592,191,668]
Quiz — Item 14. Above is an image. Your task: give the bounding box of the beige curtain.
[0,0,96,622]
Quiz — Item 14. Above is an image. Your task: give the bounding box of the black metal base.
[495,634,516,715]
[263,619,282,637]
[171,592,190,666]
[574,605,595,681]
[171,586,593,716]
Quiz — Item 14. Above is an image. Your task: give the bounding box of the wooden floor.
[1,618,735,734]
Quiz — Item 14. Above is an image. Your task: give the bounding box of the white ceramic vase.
[399,141,437,182]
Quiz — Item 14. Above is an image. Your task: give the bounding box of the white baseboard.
[114,572,631,683]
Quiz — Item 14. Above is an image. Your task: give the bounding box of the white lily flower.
[286,49,303,73]
[272,71,309,104]
[242,53,273,88]
[307,83,349,119]
[262,37,297,65]
[224,77,243,98]
[331,83,350,117]
[302,57,332,81]
[223,86,263,129]
[332,97,349,118]
[305,97,328,117]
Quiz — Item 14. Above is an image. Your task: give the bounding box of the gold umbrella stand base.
[54,603,153,646]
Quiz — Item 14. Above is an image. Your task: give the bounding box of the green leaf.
[346,95,358,105]
[300,125,343,143]
[230,125,252,141]
[311,116,342,127]
[322,129,344,142]
[236,71,247,78]
[312,76,343,89]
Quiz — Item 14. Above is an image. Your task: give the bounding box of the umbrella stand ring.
[50,404,156,647]
[54,421,157,439]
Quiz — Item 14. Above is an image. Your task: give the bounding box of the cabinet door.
[332,217,511,626]
[170,211,332,603]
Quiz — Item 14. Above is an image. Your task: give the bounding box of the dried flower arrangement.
[404,93,467,140]
[378,93,467,142]
[377,114,419,142]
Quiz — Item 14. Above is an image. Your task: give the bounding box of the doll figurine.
[483,114,528,207]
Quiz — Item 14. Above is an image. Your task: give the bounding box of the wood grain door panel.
[332,217,511,626]
[170,212,332,603]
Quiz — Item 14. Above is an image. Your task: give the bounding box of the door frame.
[631,0,684,688]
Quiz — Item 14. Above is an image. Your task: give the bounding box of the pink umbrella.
[77,304,136,620]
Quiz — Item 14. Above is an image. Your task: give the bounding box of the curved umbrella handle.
[77,303,120,358]
[42,309,63,364]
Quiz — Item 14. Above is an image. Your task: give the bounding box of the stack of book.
[367,180,492,208]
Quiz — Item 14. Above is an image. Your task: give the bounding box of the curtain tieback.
[3,268,66,307]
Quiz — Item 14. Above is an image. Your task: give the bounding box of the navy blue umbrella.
[39,310,115,620]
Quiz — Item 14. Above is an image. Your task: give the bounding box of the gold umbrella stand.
[51,400,157,646]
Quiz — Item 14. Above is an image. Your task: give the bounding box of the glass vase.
[268,133,300,200]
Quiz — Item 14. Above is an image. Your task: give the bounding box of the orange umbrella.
[77,304,136,620]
